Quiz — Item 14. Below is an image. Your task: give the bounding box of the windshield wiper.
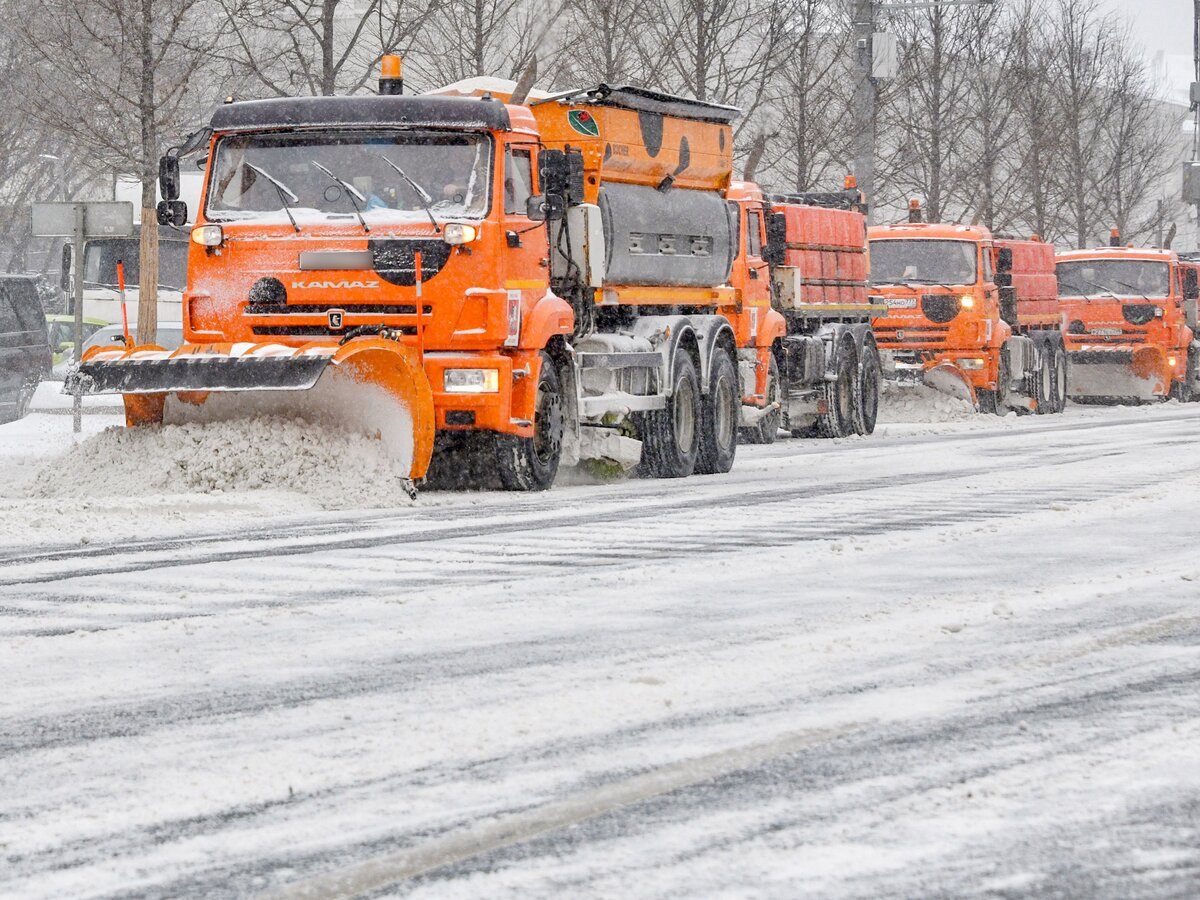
[244,162,301,233]
[1111,278,1160,304]
[311,161,369,234]
[377,155,440,234]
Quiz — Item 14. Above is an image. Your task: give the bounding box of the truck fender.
[519,292,575,350]
[631,314,699,397]
[760,308,787,348]
[685,314,738,394]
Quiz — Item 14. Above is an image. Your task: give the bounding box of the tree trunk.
[137,0,159,344]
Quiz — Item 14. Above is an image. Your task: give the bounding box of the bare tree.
[410,0,564,87]
[218,0,436,98]
[20,0,223,341]
[550,0,655,86]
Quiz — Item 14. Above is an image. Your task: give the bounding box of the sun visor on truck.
[209,95,512,133]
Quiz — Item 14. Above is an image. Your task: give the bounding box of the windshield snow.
[206,130,491,223]
[1056,259,1170,299]
[870,239,978,286]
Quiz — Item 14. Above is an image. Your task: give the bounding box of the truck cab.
[1056,246,1200,401]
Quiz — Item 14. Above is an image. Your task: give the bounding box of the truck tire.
[979,348,1011,416]
[740,353,780,445]
[495,353,563,491]
[696,347,739,475]
[1032,346,1054,415]
[636,350,700,478]
[1050,344,1068,413]
[816,341,855,438]
[852,342,880,435]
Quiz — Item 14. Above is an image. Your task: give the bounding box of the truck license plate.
[886,297,917,309]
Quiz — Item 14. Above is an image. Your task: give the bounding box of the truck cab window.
[747,210,763,258]
[504,147,534,215]
[982,247,993,281]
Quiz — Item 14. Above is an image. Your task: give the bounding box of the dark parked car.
[0,275,52,423]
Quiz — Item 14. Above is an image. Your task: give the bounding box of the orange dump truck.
[1056,244,1200,402]
[67,63,768,489]
[761,189,883,437]
[868,218,1067,414]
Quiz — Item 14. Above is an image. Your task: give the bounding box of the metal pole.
[854,0,877,225]
[72,203,85,435]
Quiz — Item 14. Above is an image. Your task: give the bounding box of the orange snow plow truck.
[1056,242,1200,402]
[67,60,790,490]
[869,214,1067,414]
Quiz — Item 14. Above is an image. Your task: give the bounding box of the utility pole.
[853,1,877,224]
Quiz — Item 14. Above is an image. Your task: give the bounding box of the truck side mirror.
[524,194,548,222]
[764,211,787,267]
[60,244,71,293]
[159,153,181,201]
[996,247,1013,274]
[157,200,187,227]
[1184,267,1198,300]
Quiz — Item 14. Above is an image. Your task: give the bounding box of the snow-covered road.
[2,402,1199,898]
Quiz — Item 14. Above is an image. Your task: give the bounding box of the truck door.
[501,143,545,344]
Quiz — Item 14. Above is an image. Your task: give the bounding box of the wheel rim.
[715,372,735,450]
[533,377,562,465]
[838,367,854,421]
[1056,355,1067,404]
[763,366,781,431]
[674,377,696,453]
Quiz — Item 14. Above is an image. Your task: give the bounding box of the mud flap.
[923,362,977,405]
[67,339,436,480]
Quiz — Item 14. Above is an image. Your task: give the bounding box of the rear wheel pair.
[1032,342,1067,415]
[636,347,739,478]
[809,339,879,439]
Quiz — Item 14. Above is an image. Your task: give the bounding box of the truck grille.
[874,324,951,346]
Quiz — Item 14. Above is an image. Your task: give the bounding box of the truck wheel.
[982,349,1011,416]
[636,350,700,478]
[852,342,880,435]
[1033,348,1054,415]
[696,348,739,475]
[816,342,855,438]
[741,353,780,445]
[1050,345,1068,413]
[495,353,563,491]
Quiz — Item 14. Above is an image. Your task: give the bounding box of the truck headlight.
[959,357,986,369]
[443,223,478,245]
[443,368,499,393]
[960,294,975,309]
[191,224,224,247]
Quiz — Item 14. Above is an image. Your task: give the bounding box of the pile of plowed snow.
[877,381,977,423]
[27,417,415,509]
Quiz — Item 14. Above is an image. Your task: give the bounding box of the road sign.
[31,200,135,433]
[31,201,134,238]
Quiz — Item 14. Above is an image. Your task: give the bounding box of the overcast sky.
[1098,0,1193,101]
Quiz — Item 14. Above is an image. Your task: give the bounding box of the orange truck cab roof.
[1056,246,1176,265]
[869,222,993,244]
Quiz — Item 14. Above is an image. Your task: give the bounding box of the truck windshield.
[869,239,977,286]
[84,237,189,291]
[1056,260,1170,299]
[206,130,491,224]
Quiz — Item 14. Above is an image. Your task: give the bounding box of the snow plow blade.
[923,361,977,405]
[66,338,435,480]
[1067,349,1167,402]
